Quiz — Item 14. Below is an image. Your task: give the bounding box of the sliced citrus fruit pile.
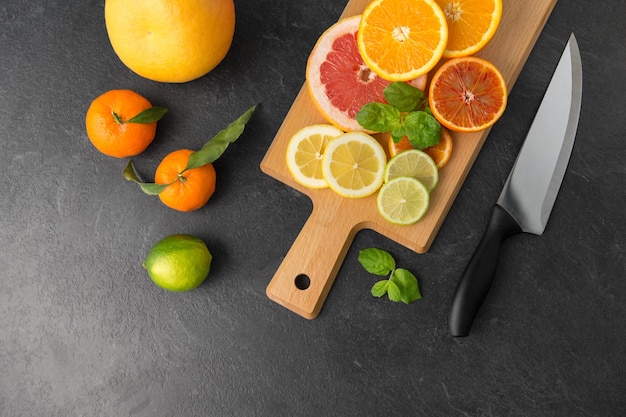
[384,149,439,192]
[286,124,344,189]
[289,0,509,224]
[357,0,448,81]
[306,15,427,132]
[428,56,507,132]
[377,176,430,225]
[388,127,453,169]
[322,131,387,198]
[435,0,503,58]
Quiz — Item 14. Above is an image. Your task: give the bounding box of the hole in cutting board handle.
[294,274,310,290]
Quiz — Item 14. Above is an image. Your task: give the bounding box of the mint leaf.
[387,280,402,302]
[371,280,389,297]
[391,268,422,304]
[356,102,400,132]
[384,82,426,112]
[185,104,257,171]
[358,248,396,276]
[403,111,441,150]
[128,106,168,124]
[359,248,422,305]
[390,128,407,144]
[123,160,171,195]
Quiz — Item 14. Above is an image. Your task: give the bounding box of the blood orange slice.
[306,15,427,133]
[428,56,507,132]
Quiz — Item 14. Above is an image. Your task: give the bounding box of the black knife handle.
[449,205,523,337]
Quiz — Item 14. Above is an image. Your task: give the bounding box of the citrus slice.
[435,0,503,58]
[307,15,427,132]
[286,124,344,189]
[423,128,454,169]
[384,149,439,192]
[388,128,454,168]
[428,56,507,132]
[357,0,448,81]
[377,176,430,225]
[322,131,387,198]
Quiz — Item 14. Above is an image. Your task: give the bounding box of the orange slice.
[428,56,507,132]
[387,128,454,168]
[423,128,454,168]
[306,15,427,132]
[357,0,448,81]
[435,0,503,58]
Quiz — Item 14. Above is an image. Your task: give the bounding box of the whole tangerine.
[155,149,217,212]
[85,89,164,158]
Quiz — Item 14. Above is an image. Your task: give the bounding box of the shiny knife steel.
[449,34,583,337]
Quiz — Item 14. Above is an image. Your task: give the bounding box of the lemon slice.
[377,176,430,225]
[384,149,439,192]
[322,131,387,198]
[286,124,344,188]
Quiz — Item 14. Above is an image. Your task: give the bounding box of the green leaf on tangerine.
[123,160,170,195]
[184,104,258,171]
[128,106,168,124]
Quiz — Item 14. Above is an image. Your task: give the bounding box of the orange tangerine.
[85,89,165,158]
[154,149,217,212]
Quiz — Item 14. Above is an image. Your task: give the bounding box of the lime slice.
[322,131,387,198]
[377,176,430,225]
[384,149,439,192]
[286,124,344,189]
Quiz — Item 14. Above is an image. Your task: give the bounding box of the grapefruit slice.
[306,15,427,133]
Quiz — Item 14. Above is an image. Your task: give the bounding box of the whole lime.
[143,234,212,292]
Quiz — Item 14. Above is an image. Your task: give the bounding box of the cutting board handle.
[266,201,358,319]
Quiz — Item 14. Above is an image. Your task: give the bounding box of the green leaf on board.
[403,111,441,150]
[383,82,426,112]
[356,102,401,133]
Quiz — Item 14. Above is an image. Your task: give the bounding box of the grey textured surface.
[1,1,625,416]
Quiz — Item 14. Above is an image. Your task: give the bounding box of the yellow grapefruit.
[105,0,235,83]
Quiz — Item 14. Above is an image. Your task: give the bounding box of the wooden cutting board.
[261,0,558,319]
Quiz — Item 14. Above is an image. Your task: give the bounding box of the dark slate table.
[1,1,625,416]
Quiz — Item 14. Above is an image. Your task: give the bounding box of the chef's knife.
[449,34,583,337]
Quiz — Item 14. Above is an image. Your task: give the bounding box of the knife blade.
[449,33,583,337]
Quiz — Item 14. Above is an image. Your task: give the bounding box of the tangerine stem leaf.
[123,160,170,195]
[185,104,258,171]
[128,106,168,124]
